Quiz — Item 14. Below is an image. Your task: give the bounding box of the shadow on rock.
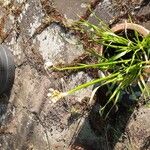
[141,0,150,7]
[70,84,143,150]
[141,136,150,150]
[0,90,13,128]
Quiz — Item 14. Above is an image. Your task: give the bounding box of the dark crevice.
[141,0,150,7]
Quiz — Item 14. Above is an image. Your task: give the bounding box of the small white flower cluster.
[44,61,53,70]
[47,88,68,103]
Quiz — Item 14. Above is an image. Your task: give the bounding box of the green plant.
[47,21,150,118]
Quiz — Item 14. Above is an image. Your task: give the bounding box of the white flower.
[44,62,53,70]
[47,88,68,103]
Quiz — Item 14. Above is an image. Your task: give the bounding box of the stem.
[67,73,119,95]
[54,60,131,71]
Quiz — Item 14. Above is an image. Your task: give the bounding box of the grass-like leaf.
[50,19,150,119]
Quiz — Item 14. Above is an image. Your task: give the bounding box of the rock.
[0,63,96,149]
[37,71,94,149]
[0,5,96,147]
[142,21,150,31]
[135,1,150,30]
[0,6,15,43]
[88,0,150,26]
[18,0,45,39]
[126,107,150,149]
[4,30,26,66]
[30,23,84,66]
[0,0,150,149]
[53,0,97,25]
[72,117,106,150]
[115,106,150,150]
[88,0,122,25]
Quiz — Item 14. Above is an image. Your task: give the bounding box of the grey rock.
[88,0,122,25]
[33,23,84,66]
[115,107,150,150]
[53,0,94,24]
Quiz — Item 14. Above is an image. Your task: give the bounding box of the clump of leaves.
[47,20,150,118]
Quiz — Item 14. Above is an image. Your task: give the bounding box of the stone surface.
[53,0,96,24]
[115,106,150,150]
[0,64,95,149]
[135,1,150,30]
[0,6,15,43]
[0,0,150,149]
[32,23,84,66]
[88,0,121,25]
[4,30,26,66]
[17,0,45,38]
[72,117,105,150]
[127,107,150,149]
[87,0,140,25]
[88,0,150,26]
[0,1,96,147]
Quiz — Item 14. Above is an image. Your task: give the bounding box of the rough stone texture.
[4,30,26,66]
[0,65,51,149]
[17,0,45,38]
[72,117,106,150]
[0,5,14,43]
[88,0,121,25]
[0,64,95,149]
[135,1,150,30]
[0,0,150,150]
[88,0,150,26]
[32,23,84,66]
[87,0,140,25]
[115,107,150,150]
[127,107,150,149]
[0,1,96,148]
[53,0,98,24]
